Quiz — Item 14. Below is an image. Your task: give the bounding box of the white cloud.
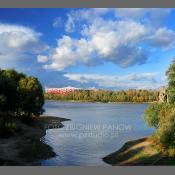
[0,23,41,51]
[42,19,149,71]
[65,8,172,33]
[64,72,165,89]
[65,8,110,33]
[37,8,175,71]
[148,27,175,49]
[0,23,47,68]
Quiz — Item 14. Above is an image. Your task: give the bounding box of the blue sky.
[0,8,175,90]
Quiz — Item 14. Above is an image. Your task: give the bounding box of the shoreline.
[0,116,70,166]
[103,137,175,166]
[45,99,155,104]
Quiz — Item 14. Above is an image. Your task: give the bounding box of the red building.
[45,87,79,95]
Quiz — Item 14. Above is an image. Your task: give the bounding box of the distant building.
[45,86,80,95]
[45,86,99,95]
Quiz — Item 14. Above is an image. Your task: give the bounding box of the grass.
[103,137,175,166]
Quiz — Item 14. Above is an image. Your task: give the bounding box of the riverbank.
[0,116,70,165]
[103,137,175,165]
[45,99,155,104]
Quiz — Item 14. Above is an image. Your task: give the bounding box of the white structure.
[45,86,80,94]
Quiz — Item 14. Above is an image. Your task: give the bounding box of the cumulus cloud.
[147,27,175,49]
[0,23,42,51]
[36,8,175,72]
[65,8,172,33]
[0,23,47,68]
[42,19,149,71]
[64,72,165,89]
[65,8,110,32]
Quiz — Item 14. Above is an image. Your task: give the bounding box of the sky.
[0,8,175,90]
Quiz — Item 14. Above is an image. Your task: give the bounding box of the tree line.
[45,89,159,103]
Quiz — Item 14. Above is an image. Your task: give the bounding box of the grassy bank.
[0,116,70,165]
[103,137,175,166]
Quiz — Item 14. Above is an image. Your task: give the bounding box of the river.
[41,101,154,166]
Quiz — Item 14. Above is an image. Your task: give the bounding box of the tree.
[0,69,44,118]
[0,69,24,113]
[166,59,175,103]
[18,76,44,117]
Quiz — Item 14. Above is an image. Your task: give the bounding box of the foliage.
[144,102,175,148]
[167,59,175,103]
[0,69,44,118]
[18,77,44,117]
[45,89,159,103]
[156,110,175,148]
[144,103,163,129]
[157,103,175,126]
[144,59,175,149]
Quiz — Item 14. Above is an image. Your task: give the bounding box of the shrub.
[144,103,163,128]
[156,110,175,148]
[158,103,175,127]
[144,103,175,148]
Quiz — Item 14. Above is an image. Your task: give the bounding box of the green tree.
[0,69,44,118]
[167,59,175,103]
[18,76,44,117]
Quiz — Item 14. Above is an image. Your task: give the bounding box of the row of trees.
[45,89,159,103]
[0,69,44,118]
[144,59,175,154]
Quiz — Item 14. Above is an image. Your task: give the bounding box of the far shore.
[0,115,70,166]
[103,137,175,166]
[45,99,156,104]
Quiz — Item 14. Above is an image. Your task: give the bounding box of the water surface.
[42,101,154,166]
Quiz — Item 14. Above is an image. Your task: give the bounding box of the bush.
[144,103,175,148]
[158,103,175,127]
[156,110,175,148]
[144,103,163,128]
